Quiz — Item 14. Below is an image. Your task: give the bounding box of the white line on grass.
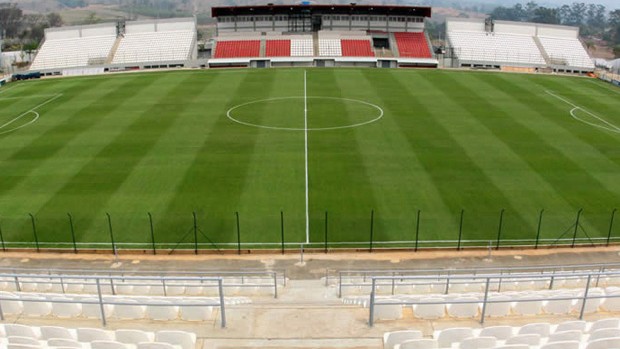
[545,90,620,134]
[0,94,63,135]
[304,70,310,244]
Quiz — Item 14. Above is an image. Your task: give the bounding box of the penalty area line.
[545,90,620,134]
[0,93,63,135]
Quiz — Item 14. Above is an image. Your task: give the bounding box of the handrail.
[367,271,619,326]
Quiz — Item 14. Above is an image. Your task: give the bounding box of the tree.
[46,13,63,28]
[83,12,101,25]
[0,3,23,38]
[533,7,560,25]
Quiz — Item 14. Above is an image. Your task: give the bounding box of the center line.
[304,70,310,244]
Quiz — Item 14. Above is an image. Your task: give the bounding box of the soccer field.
[0,68,619,250]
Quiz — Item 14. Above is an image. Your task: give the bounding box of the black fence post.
[457,209,464,251]
[0,218,6,252]
[607,209,617,247]
[415,209,421,252]
[235,212,241,255]
[324,211,328,254]
[193,211,198,255]
[280,211,284,255]
[106,213,116,255]
[535,209,544,249]
[496,209,505,250]
[67,213,77,254]
[148,212,156,255]
[29,213,39,252]
[369,210,374,253]
[571,208,583,248]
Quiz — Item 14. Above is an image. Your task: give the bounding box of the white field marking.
[545,90,620,134]
[226,96,384,131]
[0,84,22,95]
[0,94,64,101]
[0,94,63,135]
[304,70,310,244]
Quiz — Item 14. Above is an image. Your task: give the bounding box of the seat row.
[384,318,620,349]
[0,324,195,349]
[0,291,249,321]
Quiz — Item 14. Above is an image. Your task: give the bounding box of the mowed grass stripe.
[160,70,281,246]
[27,73,196,243]
[440,72,618,237]
[306,69,379,244]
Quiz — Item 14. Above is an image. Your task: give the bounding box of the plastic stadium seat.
[46,338,82,348]
[112,299,146,320]
[544,295,574,314]
[145,301,178,321]
[179,302,213,321]
[214,40,260,59]
[383,330,423,349]
[548,330,582,342]
[394,32,432,58]
[588,318,620,333]
[587,337,620,349]
[436,328,473,348]
[505,334,541,346]
[4,324,40,339]
[485,296,511,317]
[447,297,479,318]
[373,303,402,320]
[589,328,620,342]
[77,328,114,342]
[519,322,551,337]
[340,40,374,57]
[90,340,129,349]
[52,297,82,318]
[7,337,40,346]
[413,298,445,319]
[0,292,23,315]
[601,293,620,311]
[459,336,496,349]
[512,296,543,315]
[540,341,581,349]
[21,298,52,316]
[40,326,75,340]
[394,339,438,349]
[554,320,587,333]
[155,331,196,349]
[115,329,155,345]
[479,326,513,340]
[266,40,291,57]
[7,344,42,349]
[137,343,175,349]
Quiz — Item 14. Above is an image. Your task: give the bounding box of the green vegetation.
[0,69,618,250]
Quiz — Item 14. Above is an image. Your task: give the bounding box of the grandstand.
[446,18,595,73]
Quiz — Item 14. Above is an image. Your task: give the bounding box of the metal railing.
[330,262,620,297]
[0,273,227,327]
[367,270,620,326]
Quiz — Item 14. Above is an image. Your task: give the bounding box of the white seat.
[414,298,445,319]
[165,285,185,296]
[115,329,155,344]
[479,326,513,340]
[601,293,620,312]
[184,285,204,296]
[373,303,402,321]
[21,298,52,316]
[136,343,175,349]
[40,326,75,340]
[447,297,478,318]
[589,328,620,342]
[519,323,551,337]
[90,340,129,349]
[46,338,82,348]
[76,328,114,342]
[460,336,496,349]
[554,320,586,333]
[505,334,541,346]
[575,292,603,314]
[436,328,473,348]
[130,284,151,295]
[485,296,511,317]
[112,299,145,320]
[7,344,42,349]
[544,295,573,314]
[148,285,166,296]
[588,318,620,333]
[80,298,110,319]
[64,281,84,293]
[0,292,23,315]
[51,297,82,318]
[179,302,212,321]
[548,330,582,342]
[540,341,580,349]
[383,330,423,349]
[512,297,543,316]
[394,339,438,349]
[587,337,620,349]
[145,301,178,321]
[155,331,196,349]
[492,345,529,349]
[5,324,40,339]
[8,337,41,346]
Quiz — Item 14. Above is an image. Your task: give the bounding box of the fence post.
[95,278,107,327]
[369,210,374,253]
[218,278,226,328]
[415,209,420,252]
[280,211,285,255]
[496,209,505,250]
[106,213,116,255]
[368,278,376,327]
[579,274,593,320]
[148,212,156,255]
[572,209,583,248]
[193,211,198,255]
[67,213,77,254]
[28,213,40,252]
[535,209,544,249]
[480,277,491,324]
[0,219,6,252]
[324,211,328,254]
[235,212,241,255]
[457,209,464,251]
[607,209,617,246]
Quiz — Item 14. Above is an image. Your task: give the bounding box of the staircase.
[106,36,123,64]
[313,32,319,56]
[533,36,551,66]
[389,33,400,57]
[259,37,266,57]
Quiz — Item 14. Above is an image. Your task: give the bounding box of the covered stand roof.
[212,4,432,18]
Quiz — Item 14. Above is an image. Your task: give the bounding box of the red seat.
[265,40,291,57]
[214,40,261,58]
[341,40,374,57]
[394,32,432,58]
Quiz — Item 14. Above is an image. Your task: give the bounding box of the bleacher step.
[533,36,551,66]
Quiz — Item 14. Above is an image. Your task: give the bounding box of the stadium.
[0,1,618,348]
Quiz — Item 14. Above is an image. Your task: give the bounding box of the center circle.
[226,96,384,131]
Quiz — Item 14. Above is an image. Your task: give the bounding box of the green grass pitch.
[0,68,619,249]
